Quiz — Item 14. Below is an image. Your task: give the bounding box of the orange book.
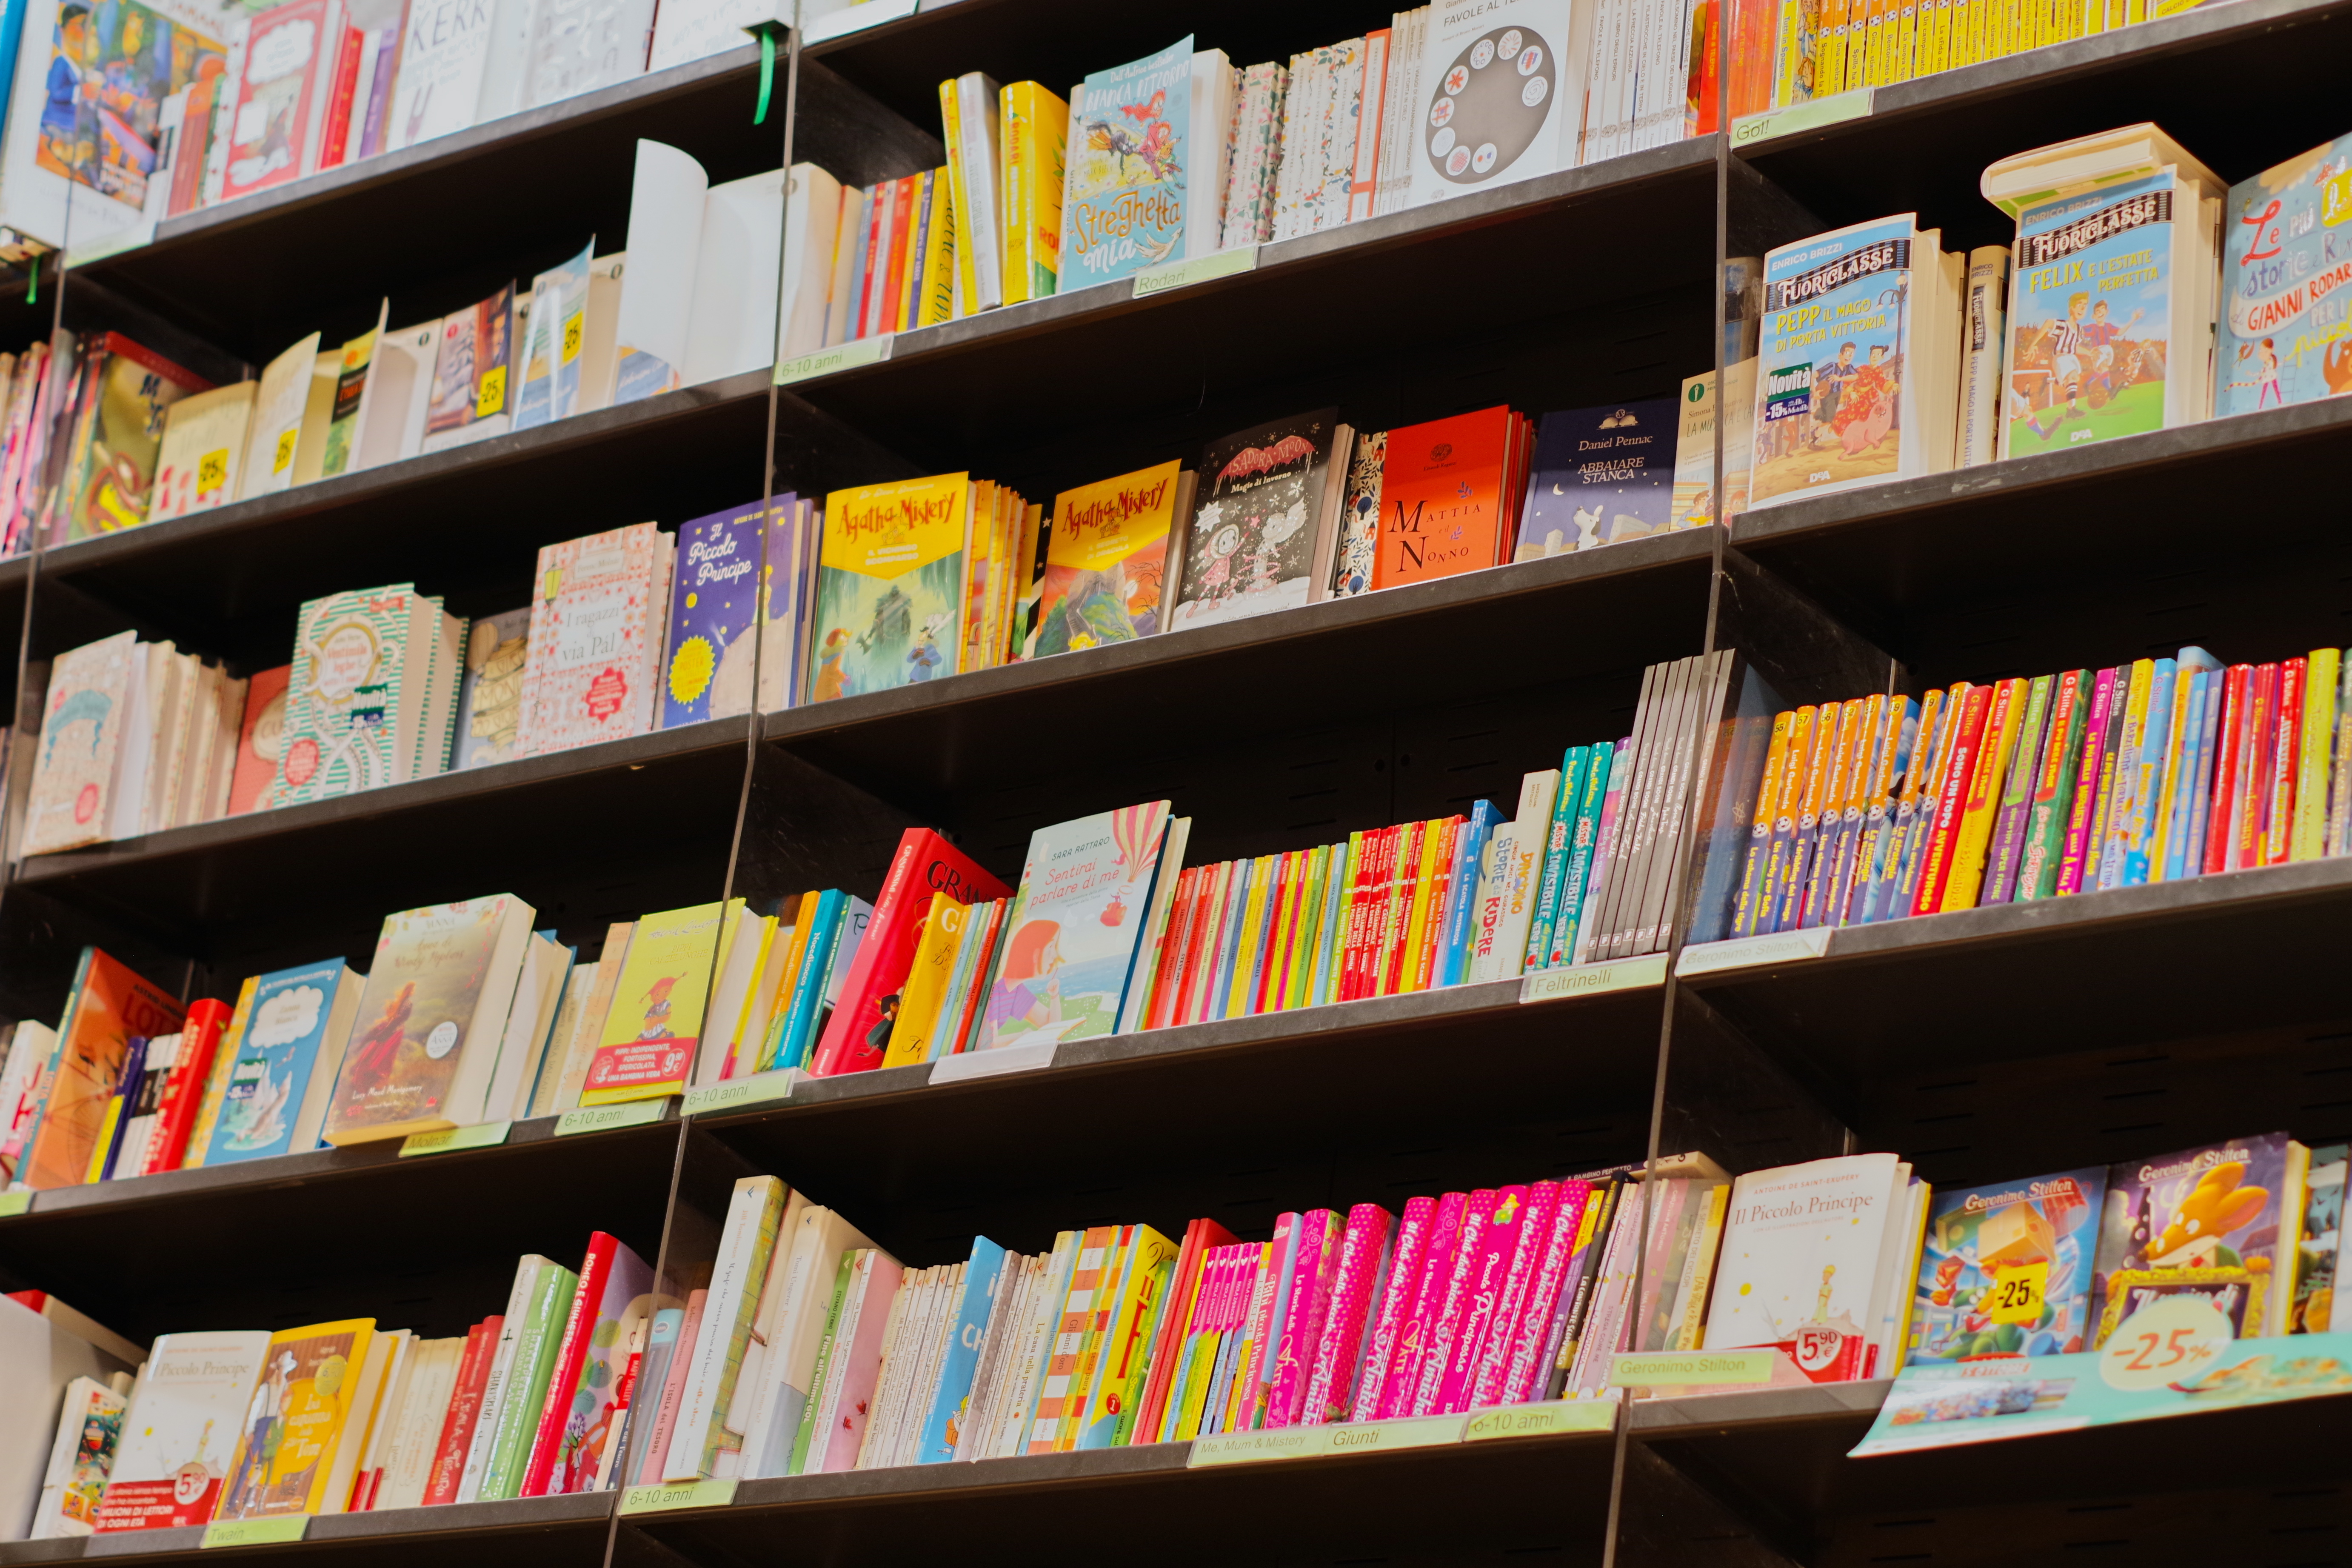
[21,950,187,1190]
[1910,684,1992,916]
[1369,406,1521,591]
[1028,1225,1119,1453]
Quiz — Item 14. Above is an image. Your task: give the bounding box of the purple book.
[662,503,768,729]
[1982,676,2054,904]
[357,26,400,159]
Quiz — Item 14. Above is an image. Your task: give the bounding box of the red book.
[1144,867,1202,1031]
[317,24,365,169]
[1173,866,1229,1026]
[2266,656,2306,866]
[2202,664,2251,874]
[142,996,231,1175]
[809,828,1010,1076]
[1410,817,1465,991]
[228,665,293,815]
[1369,406,1521,591]
[1687,0,1722,134]
[219,0,341,203]
[1131,1215,1239,1442]
[422,1319,500,1506]
[1338,827,1387,1001]
[2238,663,2279,871]
[519,1232,618,1497]
[1910,684,1992,916]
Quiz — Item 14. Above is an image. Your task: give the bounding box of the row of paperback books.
[0,139,821,557]
[19,1233,648,1538]
[1718,639,2352,940]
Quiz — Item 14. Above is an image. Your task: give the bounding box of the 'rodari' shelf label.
[1131,244,1259,300]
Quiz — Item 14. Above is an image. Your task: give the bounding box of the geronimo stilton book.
[980,803,1172,1051]
[2091,1133,2308,1345]
[1061,38,1191,290]
[1908,1166,2104,1363]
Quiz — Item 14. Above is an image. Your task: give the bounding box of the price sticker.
[1983,1262,2048,1325]
[272,428,297,474]
[475,365,507,417]
[560,309,584,365]
[2099,1295,2232,1391]
[197,448,228,493]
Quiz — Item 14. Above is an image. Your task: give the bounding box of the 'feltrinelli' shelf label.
[1519,952,1670,1003]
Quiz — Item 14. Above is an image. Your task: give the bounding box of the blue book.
[1062,37,1193,289]
[1516,397,1678,555]
[1523,746,1590,973]
[1548,743,1616,965]
[662,502,768,729]
[2183,663,2228,876]
[2218,133,2352,417]
[915,1237,1008,1463]
[209,961,361,1163]
[1207,857,1254,1021]
[1436,800,1500,988]
[768,889,847,1072]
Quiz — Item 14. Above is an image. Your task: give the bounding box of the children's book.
[217,0,342,204]
[321,896,539,1143]
[277,584,463,803]
[515,523,674,755]
[422,286,517,453]
[226,664,291,815]
[581,901,728,1104]
[1031,460,1183,656]
[522,1231,652,1495]
[2092,1134,2309,1345]
[2291,1144,2346,1334]
[1370,405,1525,589]
[512,241,595,430]
[662,502,766,728]
[20,950,185,1191]
[1908,1167,2104,1362]
[2217,131,2352,418]
[206,960,362,1164]
[810,475,970,702]
[1396,0,1574,207]
[1702,1153,1909,1382]
[451,609,531,770]
[809,831,1006,1077]
[150,382,258,520]
[1516,397,1677,556]
[214,1320,377,1518]
[1060,37,1192,289]
[20,631,138,856]
[980,802,1173,1051]
[52,334,211,540]
[1170,410,1348,633]
[386,0,499,149]
[93,1331,272,1531]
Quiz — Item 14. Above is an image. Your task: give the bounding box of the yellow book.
[754,892,817,1071]
[1253,852,1299,1014]
[1396,819,1449,993]
[1894,0,1918,77]
[959,479,996,672]
[882,892,966,1068]
[1944,679,2029,911]
[813,473,972,698]
[579,901,726,1105]
[1070,1222,1178,1447]
[215,1318,379,1517]
[999,81,1068,305]
[1226,856,1277,1018]
[182,974,259,1169]
[1863,0,1888,83]
[1052,1225,1131,1452]
[916,166,957,327]
[1033,460,1181,658]
[1284,844,1330,1011]
[1673,1184,1732,1350]
[2295,649,2341,862]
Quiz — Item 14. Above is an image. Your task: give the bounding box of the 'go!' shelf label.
[619,1479,738,1514]
[1730,88,1873,147]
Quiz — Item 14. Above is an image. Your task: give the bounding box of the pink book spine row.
[1348,1196,1436,1422]
[1264,1211,1339,1429]
[1433,1186,1529,1414]
[1301,1203,1395,1425]
[1377,1190,1467,1419]
[1231,1213,1295,1432]
[1504,1180,1593,1404]
[1468,1180,1561,1410]
[1407,1188,1498,1416]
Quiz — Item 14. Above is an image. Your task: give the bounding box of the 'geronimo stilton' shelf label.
[1519,952,1669,1003]
[774,334,892,386]
[1608,1350,1777,1386]
[1674,926,1833,977]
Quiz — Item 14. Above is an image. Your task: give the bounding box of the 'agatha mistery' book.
[2217,131,2352,418]
[1170,409,1344,633]
[980,801,1171,1051]
[811,475,969,702]
[1908,1167,2104,1363]
[321,895,539,1143]
[1061,37,1192,288]
[1032,460,1182,656]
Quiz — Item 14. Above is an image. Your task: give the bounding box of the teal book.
[763,888,847,1072]
[1524,745,1591,971]
[1060,37,1193,289]
[1436,800,1500,987]
[1547,745,1615,966]
[206,960,360,1164]
[980,803,1172,1048]
[914,1238,1008,1464]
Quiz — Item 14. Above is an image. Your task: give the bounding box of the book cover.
[219,0,337,203]
[323,895,534,1142]
[1170,409,1342,632]
[225,664,291,815]
[2006,172,2182,452]
[1370,405,1518,589]
[150,382,257,520]
[662,502,766,728]
[422,285,516,448]
[2218,133,2352,417]
[1909,1167,2104,1362]
[54,334,211,540]
[2291,1144,2345,1334]
[1702,1154,1903,1376]
[22,950,185,1191]
[581,901,726,1104]
[517,523,670,755]
[2092,1134,2302,1346]
[205,960,353,1163]
[20,630,138,856]
[216,1319,377,1518]
[1517,397,1677,555]
[277,584,454,802]
[386,0,497,149]
[525,1232,651,1495]
[93,1331,272,1531]
[811,475,969,702]
[1031,460,1180,656]
[451,609,530,770]
[35,1375,126,1535]
[1061,37,1191,288]
[981,802,1172,1051]
[1400,0,1573,207]
[915,1237,1008,1463]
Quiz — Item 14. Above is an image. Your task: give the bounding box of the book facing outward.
[581,901,728,1104]
[1909,1167,2104,1362]
[214,1319,380,1518]
[19,951,186,1191]
[1168,410,1350,633]
[1028,461,1188,657]
[809,475,972,703]
[94,1332,273,1532]
[1370,405,1531,590]
[515,523,674,757]
[2091,1133,2308,1346]
[979,804,1182,1052]
[810,830,1008,1078]
[205,960,363,1164]
[522,1231,652,1496]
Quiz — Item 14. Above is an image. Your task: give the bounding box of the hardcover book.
[1701,1153,1907,1380]
[1401,0,1574,208]
[1170,409,1346,632]
[1061,37,1192,288]
[218,0,341,204]
[1032,460,1182,656]
[811,475,970,702]
[20,631,138,856]
[277,584,462,803]
[980,801,1172,1051]
[662,502,765,728]
[20,949,186,1191]
[1517,397,1677,556]
[1908,1167,2104,1362]
[1370,405,1523,590]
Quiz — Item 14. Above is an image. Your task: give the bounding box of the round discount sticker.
[2098,1295,2234,1391]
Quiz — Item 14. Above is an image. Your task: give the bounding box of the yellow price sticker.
[560,309,583,364]
[197,447,228,492]
[272,427,297,474]
[476,365,508,417]
[1984,1262,2048,1325]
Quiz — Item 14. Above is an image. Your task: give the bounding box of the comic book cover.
[810,474,969,701]
[2291,1143,2345,1334]
[2004,171,2178,455]
[1062,36,1190,289]
[2092,1133,2302,1347]
[1909,1166,2104,1362]
[2217,133,2352,418]
[1751,214,1919,507]
[1171,410,1340,632]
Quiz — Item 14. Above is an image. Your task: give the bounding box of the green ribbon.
[754,29,776,124]
[26,260,34,306]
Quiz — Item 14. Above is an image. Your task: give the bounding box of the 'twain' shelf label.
[774,333,892,386]
[200,1515,310,1548]
[1131,244,1259,300]
[1674,926,1833,977]
[397,1121,511,1158]
[619,1479,738,1514]
[554,1098,670,1137]
[1519,952,1670,1003]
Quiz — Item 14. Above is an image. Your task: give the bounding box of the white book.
[577,251,629,411]
[377,1336,464,1509]
[952,1254,1027,1461]
[317,1328,398,1515]
[994,1231,1078,1459]
[951,72,1004,307]
[29,1375,128,1537]
[1703,1154,1905,1359]
[91,1331,265,1534]
[473,0,539,124]
[103,645,155,845]
[683,168,785,387]
[240,335,323,501]
[663,1176,787,1479]
[693,906,767,1087]
[717,1186,809,1460]
[525,0,655,107]
[613,140,709,403]
[342,1329,411,1511]
[648,0,786,71]
[1463,820,1520,984]
[457,1256,557,1502]
[388,0,497,149]
[852,1273,919,1470]
[739,1205,874,1478]
[352,320,440,471]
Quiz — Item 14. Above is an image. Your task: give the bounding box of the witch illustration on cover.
[1064,38,1191,286]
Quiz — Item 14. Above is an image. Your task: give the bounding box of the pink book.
[1349,1195,1435,1420]
[1629,1179,1693,1354]
[1232,1214,1296,1431]
[1302,1203,1395,1425]
[1378,1191,1467,1418]
[1504,1181,1593,1404]
[1563,1196,1647,1396]
[636,1288,708,1484]
[1264,1210,1340,1429]
[1468,1181,1561,1409]
[1433,1186,1530,1414]
[1193,1246,1251,1438]
[818,1254,906,1472]
[1408,1190,1497,1415]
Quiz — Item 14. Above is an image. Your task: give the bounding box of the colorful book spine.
[1868,684,1945,922]
[1522,748,1591,970]
[2057,668,2121,894]
[1377,1190,1464,1419]
[1911,683,1991,916]
[1300,1203,1394,1424]
[1347,1195,1434,1421]
[1406,1189,1496,1417]
[1981,674,2052,904]
[2265,656,2306,867]
[2297,648,2341,862]
[1731,710,1795,938]
[2203,663,2251,874]
[1942,678,2020,911]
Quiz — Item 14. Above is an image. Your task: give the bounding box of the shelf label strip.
[774,333,892,386]
[682,1068,802,1117]
[554,1098,670,1137]
[1519,952,1670,1003]
[65,221,155,269]
[201,1515,310,1548]
[928,1040,1056,1085]
[1187,1413,1467,1468]
[0,1191,30,1218]
[1608,1350,1776,1387]
[1461,1399,1618,1439]
[619,1478,738,1514]
[397,1121,512,1158]
[1131,244,1259,300]
[1675,926,1833,977]
[1730,88,1873,148]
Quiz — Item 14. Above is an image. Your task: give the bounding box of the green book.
[1522,746,1589,971]
[1546,742,1616,966]
[788,1252,856,1476]
[2016,670,2090,901]
[481,1263,577,1499]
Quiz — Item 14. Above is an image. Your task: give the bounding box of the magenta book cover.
[1470,1181,1561,1409]
[1233,1213,1296,1431]
[1435,1186,1531,1414]
[1409,1189,1498,1416]
[1264,1211,1339,1428]
[1302,1203,1394,1424]
[1350,1196,1435,1421]
[1504,1181,1591,1404]
[1380,1191,1467,1418]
